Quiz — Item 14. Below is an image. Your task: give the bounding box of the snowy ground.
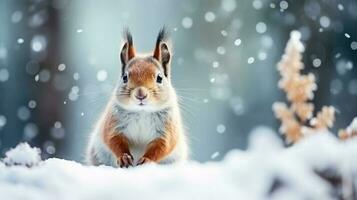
[1,128,357,200]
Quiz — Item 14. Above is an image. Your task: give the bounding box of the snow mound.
[1,132,357,200]
[2,143,41,167]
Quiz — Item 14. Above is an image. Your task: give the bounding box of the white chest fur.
[114,106,170,146]
[124,113,157,144]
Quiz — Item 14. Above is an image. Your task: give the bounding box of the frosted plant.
[273,31,335,143]
[339,117,357,140]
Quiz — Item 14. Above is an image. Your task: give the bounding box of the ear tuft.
[120,28,136,75]
[153,26,171,77]
[156,26,169,46]
[123,28,133,46]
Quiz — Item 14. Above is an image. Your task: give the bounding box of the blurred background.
[0,0,356,162]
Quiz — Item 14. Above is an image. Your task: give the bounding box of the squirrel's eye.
[156,74,163,84]
[122,74,128,84]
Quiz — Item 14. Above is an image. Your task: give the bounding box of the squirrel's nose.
[135,94,147,101]
[135,88,148,101]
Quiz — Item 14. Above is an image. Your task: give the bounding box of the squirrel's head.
[115,27,174,112]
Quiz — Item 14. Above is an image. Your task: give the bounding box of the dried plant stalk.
[338,118,357,140]
[273,31,336,143]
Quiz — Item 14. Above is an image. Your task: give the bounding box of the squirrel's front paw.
[117,153,134,168]
[137,157,151,166]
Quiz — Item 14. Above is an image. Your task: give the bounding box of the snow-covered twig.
[339,117,357,140]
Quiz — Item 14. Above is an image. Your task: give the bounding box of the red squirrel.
[86,27,188,167]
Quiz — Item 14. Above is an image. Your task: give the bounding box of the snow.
[3,143,41,167]
[252,0,263,10]
[17,38,24,44]
[68,86,79,101]
[212,61,219,68]
[11,11,23,23]
[216,46,226,55]
[234,38,242,46]
[216,124,226,134]
[31,35,46,52]
[289,31,304,52]
[1,132,357,200]
[204,12,216,22]
[210,151,220,159]
[221,30,228,37]
[256,22,267,34]
[0,68,9,82]
[351,41,357,50]
[28,100,37,109]
[0,115,7,128]
[58,64,66,71]
[338,4,344,11]
[312,58,322,67]
[221,0,236,12]
[279,1,289,10]
[181,17,193,29]
[96,69,108,82]
[17,106,31,121]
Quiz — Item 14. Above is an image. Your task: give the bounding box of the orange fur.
[139,120,178,163]
[153,44,161,61]
[129,60,157,87]
[101,106,133,167]
[128,46,135,60]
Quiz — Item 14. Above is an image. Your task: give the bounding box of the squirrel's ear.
[153,27,171,77]
[120,29,135,75]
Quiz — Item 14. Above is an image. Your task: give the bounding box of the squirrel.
[86,27,188,167]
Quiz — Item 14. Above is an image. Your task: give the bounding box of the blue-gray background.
[0,0,356,162]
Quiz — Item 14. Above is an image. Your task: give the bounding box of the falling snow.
[68,86,80,101]
[204,11,216,22]
[0,68,9,82]
[279,1,288,11]
[212,61,219,68]
[0,2,357,198]
[17,106,31,121]
[351,41,357,50]
[58,63,66,71]
[247,57,255,64]
[0,115,6,129]
[216,124,226,134]
[181,17,193,29]
[312,58,322,67]
[210,151,220,159]
[28,100,37,109]
[221,0,236,12]
[216,46,226,55]
[31,35,46,52]
[17,38,24,44]
[256,22,267,34]
[96,69,108,82]
[252,0,263,10]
